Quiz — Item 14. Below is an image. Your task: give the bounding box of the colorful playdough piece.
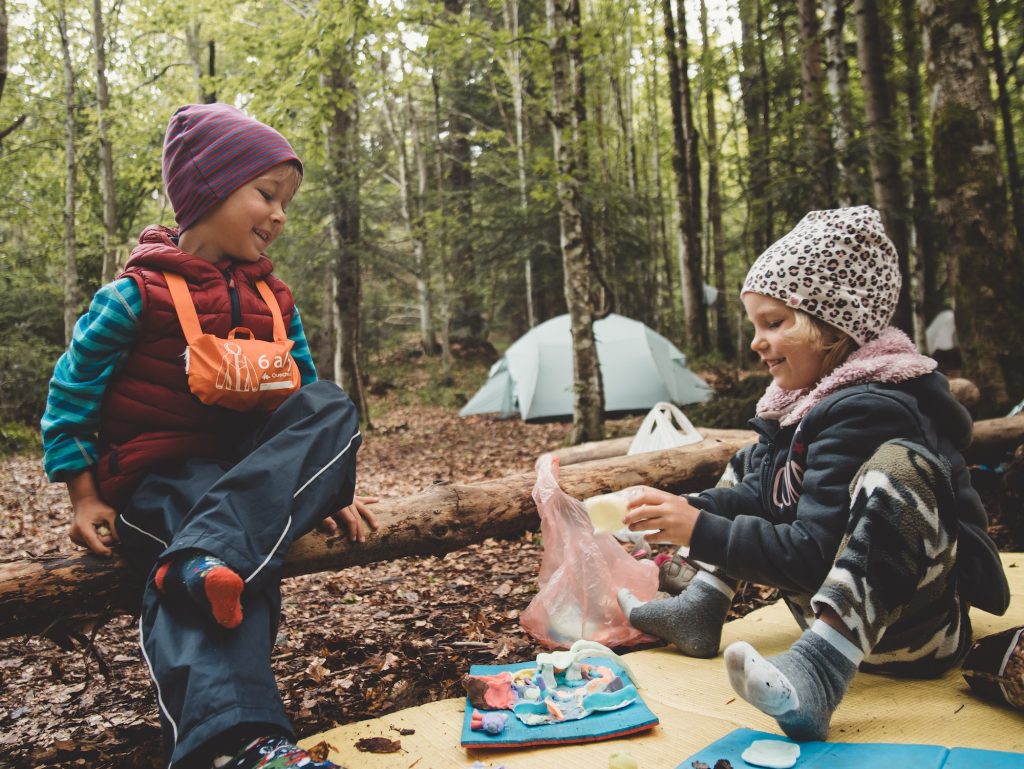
[608,750,639,769]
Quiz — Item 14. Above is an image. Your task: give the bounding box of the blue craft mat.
[678,728,1024,769]
[460,657,658,749]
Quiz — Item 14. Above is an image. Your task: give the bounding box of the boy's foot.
[724,622,862,741]
[155,551,244,629]
[616,570,734,657]
[212,735,340,768]
[657,551,700,595]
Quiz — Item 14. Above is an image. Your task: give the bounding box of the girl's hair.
[785,310,859,377]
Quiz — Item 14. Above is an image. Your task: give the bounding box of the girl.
[616,206,1009,741]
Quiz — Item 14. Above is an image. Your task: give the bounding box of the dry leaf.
[355,737,402,753]
[306,741,335,762]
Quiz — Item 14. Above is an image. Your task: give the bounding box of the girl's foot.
[616,569,735,657]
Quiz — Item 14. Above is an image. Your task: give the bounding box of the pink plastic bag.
[520,454,659,649]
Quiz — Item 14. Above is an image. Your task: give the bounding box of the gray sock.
[725,622,861,741]
[617,572,733,658]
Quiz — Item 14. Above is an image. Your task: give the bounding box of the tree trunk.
[822,0,855,206]
[0,0,25,146]
[57,4,77,345]
[854,0,912,332]
[646,8,673,327]
[501,0,536,329]
[986,0,1024,241]
[700,0,732,357]
[921,0,1024,413]
[0,435,755,640]
[663,0,706,355]
[443,0,482,341]
[430,68,454,380]
[381,70,436,356]
[184,23,215,104]
[548,0,604,444]
[899,0,936,348]
[738,0,773,255]
[92,0,119,285]
[798,0,834,206]
[324,52,371,427]
[318,260,335,375]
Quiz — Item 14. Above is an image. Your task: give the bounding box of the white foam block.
[583,493,629,533]
[741,739,801,769]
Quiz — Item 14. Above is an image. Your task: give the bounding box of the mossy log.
[0,434,756,640]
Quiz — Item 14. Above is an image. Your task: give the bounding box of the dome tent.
[459,313,712,420]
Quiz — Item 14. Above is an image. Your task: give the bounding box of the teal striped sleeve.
[288,306,319,385]
[41,278,142,481]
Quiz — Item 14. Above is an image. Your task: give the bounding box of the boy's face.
[743,292,828,391]
[184,163,300,263]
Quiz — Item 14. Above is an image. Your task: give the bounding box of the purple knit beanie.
[162,103,302,232]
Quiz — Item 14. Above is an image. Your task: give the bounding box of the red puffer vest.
[96,225,297,507]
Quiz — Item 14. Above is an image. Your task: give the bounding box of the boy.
[42,103,374,769]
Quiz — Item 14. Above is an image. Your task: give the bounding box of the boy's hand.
[69,495,120,557]
[622,485,700,547]
[320,495,380,543]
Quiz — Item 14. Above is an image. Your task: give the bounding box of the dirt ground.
[1,407,783,769]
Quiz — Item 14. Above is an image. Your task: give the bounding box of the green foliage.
[0,337,63,426]
[0,422,43,457]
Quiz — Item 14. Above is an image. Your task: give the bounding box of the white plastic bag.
[615,402,704,546]
[627,401,703,456]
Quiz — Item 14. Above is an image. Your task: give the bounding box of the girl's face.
[742,293,829,391]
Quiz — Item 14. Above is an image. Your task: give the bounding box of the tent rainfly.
[459,313,712,420]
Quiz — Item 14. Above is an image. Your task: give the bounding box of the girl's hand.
[621,485,700,547]
[69,495,120,557]
[320,495,381,542]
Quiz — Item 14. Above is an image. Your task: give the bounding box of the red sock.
[154,553,244,629]
[204,566,244,629]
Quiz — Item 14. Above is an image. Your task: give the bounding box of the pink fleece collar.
[755,327,937,427]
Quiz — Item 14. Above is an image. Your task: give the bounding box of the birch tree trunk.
[324,51,371,427]
[548,0,604,444]
[822,0,854,206]
[986,0,1023,240]
[920,0,1024,412]
[798,0,834,206]
[501,0,536,328]
[184,23,215,104]
[57,3,77,344]
[646,9,672,325]
[431,68,453,379]
[700,0,732,357]
[92,0,119,285]
[854,0,912,331]
[381,69,436,355]
[663,0,706,355]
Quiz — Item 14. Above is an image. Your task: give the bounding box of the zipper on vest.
[225,270,241,327]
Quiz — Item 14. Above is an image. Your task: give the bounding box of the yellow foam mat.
[301,554,1024,768]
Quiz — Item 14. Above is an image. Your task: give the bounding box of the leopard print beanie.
[741,206,901,345]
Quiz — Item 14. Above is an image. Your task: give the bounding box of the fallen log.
[555,414,1024,468]
[555,427,754,466]
[0,434,756,640]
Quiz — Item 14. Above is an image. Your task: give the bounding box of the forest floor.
[0,357,1018,769]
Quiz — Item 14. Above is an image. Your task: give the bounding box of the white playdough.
[740,739,801,769]
[584,493,629,533]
